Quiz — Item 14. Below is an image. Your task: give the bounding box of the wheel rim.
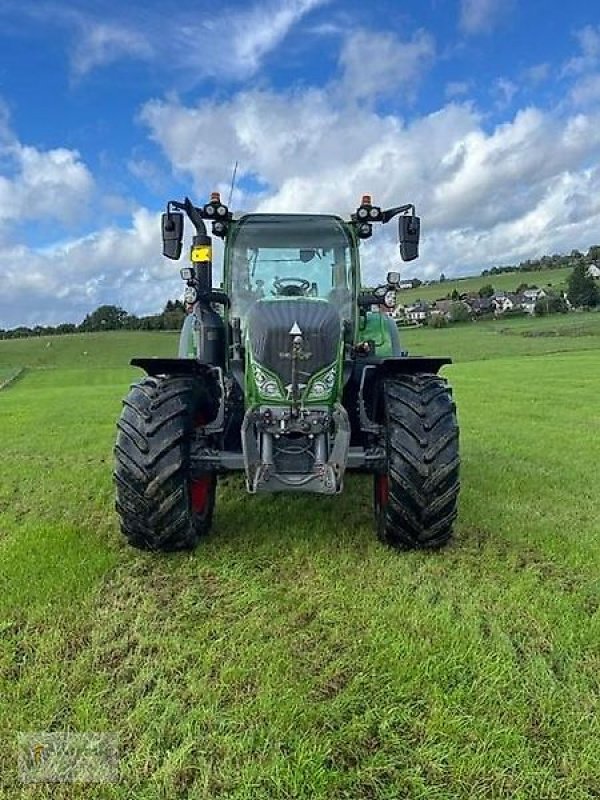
[375,474,389,510]
[191,408,214,517]
[190,476,212,515]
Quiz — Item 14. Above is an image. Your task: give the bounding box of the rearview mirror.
[386,271,400,285]
[398,214,420,262]
[161,211,184,260]
[300,249,316,263]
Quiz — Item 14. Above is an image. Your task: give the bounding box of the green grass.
[397,267,572,305]
[0,367,23,388]
[0,331,179,372]
[402,311,600,362]
[1,324,599,798]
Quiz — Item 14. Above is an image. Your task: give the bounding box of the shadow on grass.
[209,472,376,550]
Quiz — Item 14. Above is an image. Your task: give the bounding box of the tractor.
[114,193,459,551]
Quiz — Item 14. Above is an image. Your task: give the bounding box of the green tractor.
[114,193,459,551]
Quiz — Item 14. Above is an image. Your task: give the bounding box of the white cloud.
[140,84,600,289]
[459,0,510,35]
[338,29,435,100]
[445,81,471,98]
[4,86,600,327]
[493,77,518,108]
[524,63,550,86]
[0,137,93,226]
[72,21,153,76]
[0,0,327,82]
[563,24,600,77]
[223,0,328,77]
[0,209,180,328]
[4,13,600,329]
[571,73,600,107]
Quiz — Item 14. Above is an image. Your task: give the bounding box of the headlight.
[184,286,197,304]
[305,364,337,401]
[263,381,280,397]
[253,365,284,400]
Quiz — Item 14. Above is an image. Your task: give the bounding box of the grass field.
[401,311,600,362]
[396,266,572,305]
[1,324,599,798]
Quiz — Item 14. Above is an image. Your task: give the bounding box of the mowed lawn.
[0,326,599,799]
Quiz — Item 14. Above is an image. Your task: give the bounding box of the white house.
[405,303,430,323]
[587,264,600,279]
[491,293,515,314]
[522,288,546,301]
[519,288,546,314]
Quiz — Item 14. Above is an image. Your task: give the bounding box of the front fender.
[377,356,452,376]
[130,358,214,377]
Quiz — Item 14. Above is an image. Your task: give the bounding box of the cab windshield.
[228,214,354,323]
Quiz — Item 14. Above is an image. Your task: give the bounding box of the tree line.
[480,245,600,277]
[0,300,186,340]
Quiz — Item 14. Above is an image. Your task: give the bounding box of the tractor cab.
[226,213,356,329]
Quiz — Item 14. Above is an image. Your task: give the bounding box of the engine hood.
[246,298,342,395]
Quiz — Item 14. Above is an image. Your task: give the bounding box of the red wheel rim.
[191,410,213,514]
[191,477,212,514]
[375,475,389,509]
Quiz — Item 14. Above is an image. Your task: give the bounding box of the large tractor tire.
[114,375,216,551]
[374,374,459,549]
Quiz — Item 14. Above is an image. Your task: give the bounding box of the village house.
[432,299,473,320]
[432,299,454,318]
[587,263,600,279]
[397,278,422,290]
[405,302,430,323]
[466,296,494,315]
[491,292,516,314]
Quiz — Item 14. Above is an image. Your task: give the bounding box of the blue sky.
[1,0,600,327]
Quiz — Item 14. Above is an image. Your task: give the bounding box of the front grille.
[247,300,340,385]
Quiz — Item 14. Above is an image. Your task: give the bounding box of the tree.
[567,264,600,308]
[439,273,447,282]
[429,313,448,328]
[587,245,600,263]
[478,283,494,298]
[55,323,77,335]
[534,291,568,316]
[451,289,460,301]
[449,302,472,323]
[80,305,129,331]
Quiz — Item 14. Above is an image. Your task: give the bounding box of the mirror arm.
[168,198,208,236]
[382,204,414,224]
[358,293,379,308]
[198,289,231,308]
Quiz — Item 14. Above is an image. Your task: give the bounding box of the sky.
[1,0,600,328]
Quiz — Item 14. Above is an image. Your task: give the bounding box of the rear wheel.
[114,375,216,551]
[375,373,459,549]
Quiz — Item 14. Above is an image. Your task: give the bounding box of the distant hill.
[396,266,573,305]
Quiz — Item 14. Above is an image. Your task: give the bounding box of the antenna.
[227,160,239,207]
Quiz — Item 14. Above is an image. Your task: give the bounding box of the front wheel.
[114,375,216,551]
[375,374,460,549]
